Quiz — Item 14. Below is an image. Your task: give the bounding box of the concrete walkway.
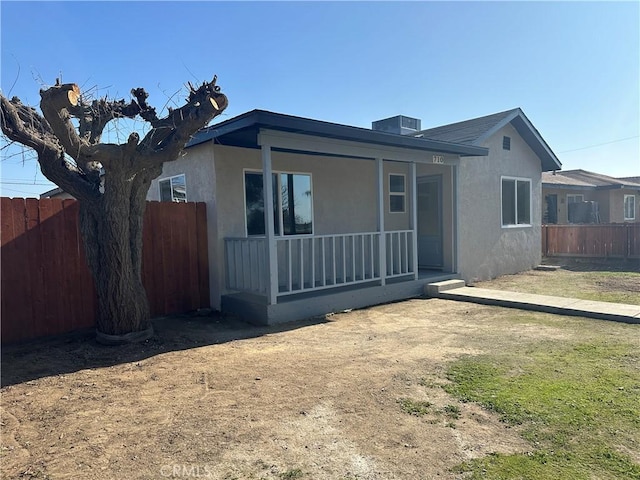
[426,281,640,324]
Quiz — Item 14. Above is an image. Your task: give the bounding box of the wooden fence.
[1,198,209,344]
[542,224,640,259]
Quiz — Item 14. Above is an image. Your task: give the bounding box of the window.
[567,194,584,204]
[502,136,511,150]
[624,195,636,221]
[389,174,406,213]
[501,177,531,226]
[244,171,313,236]
[159,174,187,202]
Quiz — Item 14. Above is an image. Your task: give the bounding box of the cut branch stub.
[40,83,81,110]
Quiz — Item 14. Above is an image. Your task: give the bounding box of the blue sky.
[1,1,638,198]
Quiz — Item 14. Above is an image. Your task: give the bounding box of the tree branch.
[137,76,228,165]
[0,94,100,201]
[39,83,86,160]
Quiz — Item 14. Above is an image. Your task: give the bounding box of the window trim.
[624,194,636,221]
[243,168,314,237]
[567,194,584,204]
[158,174,187,202]
[389,173,406,214]
[500,176,532,228]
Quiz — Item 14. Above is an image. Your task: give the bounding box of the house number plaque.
[432,155,444,164]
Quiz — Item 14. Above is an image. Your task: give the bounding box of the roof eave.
[186,109,488,157]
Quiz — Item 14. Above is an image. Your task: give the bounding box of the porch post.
[410,161,419,279]
[262,144,278,304]
[452,163,459,274]
[377,157,386,285]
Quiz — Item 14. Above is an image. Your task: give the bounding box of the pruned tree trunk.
[0,77,227,344]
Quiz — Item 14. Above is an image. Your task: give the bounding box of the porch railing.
[225,237,268,295]
[225,230,415,297]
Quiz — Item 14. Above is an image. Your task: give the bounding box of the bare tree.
[0,77,227,344]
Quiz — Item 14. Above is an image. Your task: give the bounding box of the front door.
[417,176,443,268]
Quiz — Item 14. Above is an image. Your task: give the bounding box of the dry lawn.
[2,266,639,480]
[473,258,640,305]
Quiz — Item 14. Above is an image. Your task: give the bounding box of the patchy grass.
[444,340,640,479]
[278,468,304,479]
[398,398,432,416]
[475,268,640,305]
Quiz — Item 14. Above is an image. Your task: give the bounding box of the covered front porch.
[219,129,465,324]
[190,110,487,324]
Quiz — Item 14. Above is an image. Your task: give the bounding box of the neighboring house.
[542,170,640,224]
[41,168,107,200]
[147,107,561,324]
[40,186,75,200]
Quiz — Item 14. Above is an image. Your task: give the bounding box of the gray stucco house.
[147,108,561,324]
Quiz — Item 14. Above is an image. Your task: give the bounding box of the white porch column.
[377,157,386,285]
[452,163,459,274]
[410,161,419,279]
[262,144,278,304]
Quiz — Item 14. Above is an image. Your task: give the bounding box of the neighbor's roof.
[187,109,488,157]
[542,169,640,190]
[618,176,640,184]
[415,108,561,172]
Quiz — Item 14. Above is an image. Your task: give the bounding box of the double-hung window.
[501,177,531,227]
[159,174,187,202]
[389,174,406,213]
[624,195,636,221]
[244,171,313,236]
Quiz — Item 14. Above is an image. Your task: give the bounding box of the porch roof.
[187,109,488,157]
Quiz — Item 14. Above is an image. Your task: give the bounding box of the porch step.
[425,279,466,296]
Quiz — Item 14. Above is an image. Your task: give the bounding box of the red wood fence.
[1,198,209,344]
[542,224,640,259]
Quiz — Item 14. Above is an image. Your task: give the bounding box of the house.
[40,186,75,200]
[542,170,640,224]
[146,107,561,325]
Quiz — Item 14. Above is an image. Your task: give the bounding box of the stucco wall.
[147,141,220,308]
[456,123,542,283]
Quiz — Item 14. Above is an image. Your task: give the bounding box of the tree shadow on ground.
[1,312,329,387]
[543,257,640,273]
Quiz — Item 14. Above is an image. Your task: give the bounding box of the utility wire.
[558,135,639,154]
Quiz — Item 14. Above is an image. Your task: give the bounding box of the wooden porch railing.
[225,230,416,297]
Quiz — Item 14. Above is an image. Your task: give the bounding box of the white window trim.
[389,173,406,214]
[158,174,187,202]
[624,194,636,221]
[243,168,314,237]
[567,194,584,204]
[501,176,532,228]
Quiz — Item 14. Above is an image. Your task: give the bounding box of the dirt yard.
[1,271,638,479]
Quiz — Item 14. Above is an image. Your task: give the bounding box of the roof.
[619,176,640,184]
[414,108,561,172]
[542,169,640,190]
[187,109,489,157]
[40,186,65,198]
